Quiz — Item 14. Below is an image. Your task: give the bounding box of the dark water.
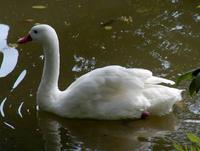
[0,0,200,150]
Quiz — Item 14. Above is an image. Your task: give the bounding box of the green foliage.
[176,68,200,96]
[173,133,200,151]
[177,71,193,86]
[187,133,200,145]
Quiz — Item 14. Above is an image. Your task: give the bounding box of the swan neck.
[39,38,60,92]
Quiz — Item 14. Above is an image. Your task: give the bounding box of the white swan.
[18,24,183,120]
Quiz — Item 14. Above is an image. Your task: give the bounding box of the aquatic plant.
[174,133,200,151]
[177,68,200,96]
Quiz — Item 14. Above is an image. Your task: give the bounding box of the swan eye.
[33,30,38,34]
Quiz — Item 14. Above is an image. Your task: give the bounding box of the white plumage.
[18,24,183,120]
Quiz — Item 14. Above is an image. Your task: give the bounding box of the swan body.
[18,24,183,120]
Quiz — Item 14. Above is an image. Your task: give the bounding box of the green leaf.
[187,133,200,144]
[184,145,188,151]
[173,133,200,151]
[173,143,185,151]
[176,71,193,85]
[176,68,200,85]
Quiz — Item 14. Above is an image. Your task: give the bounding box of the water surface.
[0,0,200,150]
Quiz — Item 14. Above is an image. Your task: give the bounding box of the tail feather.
[145,76,175,85]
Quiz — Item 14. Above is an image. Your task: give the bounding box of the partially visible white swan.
[18,24,183,120]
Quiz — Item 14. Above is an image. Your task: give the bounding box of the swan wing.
[68,65,175,92]
[67,65,153,93]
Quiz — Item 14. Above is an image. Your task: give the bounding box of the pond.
[0,0,200,150]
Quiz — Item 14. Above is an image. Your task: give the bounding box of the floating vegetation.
[104,26,112,30]
[64,21,71,26]
[119,16,133,23]
[100,15,133,30]
[8,43,18,48]
[32,5,47,9]
[25,19,35,22]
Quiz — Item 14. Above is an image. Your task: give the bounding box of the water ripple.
[171,11,183,18]
[3,122,15,129]
[193,14,200,22]
[189,100,200,115]
[150,51,171,70]
[12,70,27,91]
[72,55,96,73]
[17,101,24,118]
[133,8,197,72]
[170,25,184,31]
[171,0,179,4]
[184,119,200,124]
[0,98,7,118]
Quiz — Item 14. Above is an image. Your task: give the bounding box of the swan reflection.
[38,112,179,151]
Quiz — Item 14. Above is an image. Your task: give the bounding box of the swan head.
[18,24,58,45]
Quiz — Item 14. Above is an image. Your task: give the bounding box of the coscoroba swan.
[18,24,183,120]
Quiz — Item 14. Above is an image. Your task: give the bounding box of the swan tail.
[145,76,175,85]
[144,86,183,116]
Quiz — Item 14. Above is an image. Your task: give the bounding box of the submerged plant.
[173,133,200,151]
